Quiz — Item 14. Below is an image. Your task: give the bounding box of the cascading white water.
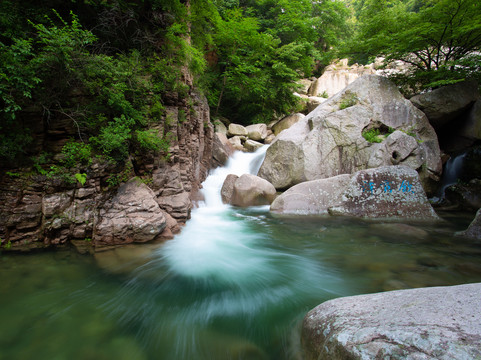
[160,146,272,283]
[435,152,466,200]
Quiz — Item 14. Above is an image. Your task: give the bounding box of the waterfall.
[436,152,466,200]
[159,146,272,282]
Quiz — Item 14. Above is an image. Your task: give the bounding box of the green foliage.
[362,128,383,143]
[345,0,481,92]
[135,129,171,155]
[339,93,359,110]
[90,115,133,162]
[61,141,92,168]
[74,173,87,186]
[362,126,396,143]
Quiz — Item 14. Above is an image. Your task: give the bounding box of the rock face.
[258,75,442,192]
[460,100,481,142]
[0,91,214,251]
[272,166,439,220]
[95,180,167,248]
[457,208,481,240]
[212,132,235,167]
[308,59,376,98]
[222,174,276,207]
[410,80,480,130]
[302,282,481,360]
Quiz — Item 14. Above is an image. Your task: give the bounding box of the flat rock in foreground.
[302,282,481,360]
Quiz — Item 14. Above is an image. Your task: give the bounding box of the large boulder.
[272,113,305,136]
[457,208,481,240]
[245,123,268,141]
[220,174,238,204]
[329,166,440,220]
[272,166,439,221]
[227,123,248,137]
[95,180,167,247]
[226,174,276,207]
[258,75,442,192]
[270,175,351,215]
[302,282,481,360]
[410,80,480,130]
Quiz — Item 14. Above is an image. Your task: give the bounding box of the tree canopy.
[345,0,481,91]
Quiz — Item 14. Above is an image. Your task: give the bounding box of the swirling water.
[1,147,481,360]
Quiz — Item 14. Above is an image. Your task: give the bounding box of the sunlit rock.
[259,75,442,192]
[302,282,481,360]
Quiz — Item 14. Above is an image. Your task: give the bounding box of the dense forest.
[1,0,480,170]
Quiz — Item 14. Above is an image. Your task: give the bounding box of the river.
[1,147,480,359]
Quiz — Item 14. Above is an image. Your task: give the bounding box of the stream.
[1,147,481,360]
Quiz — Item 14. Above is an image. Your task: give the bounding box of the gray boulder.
[228,136,245,151]
[228,174,276,207]
[258,75,442,192]
[270,174,351,215]
[329,166,440,220]
[302,282,481,360]
[245,123,268,141]
[410,80,480,130]
[244,139,264,152]
[220,174,238,204]
[227,123,248,137]
[457,208,481,240]
[272,166,439,221]
[271,113,305,136]
[95,180,166,247]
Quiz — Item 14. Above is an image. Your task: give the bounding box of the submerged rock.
[302,282,481,360]
[258,75,441,192]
